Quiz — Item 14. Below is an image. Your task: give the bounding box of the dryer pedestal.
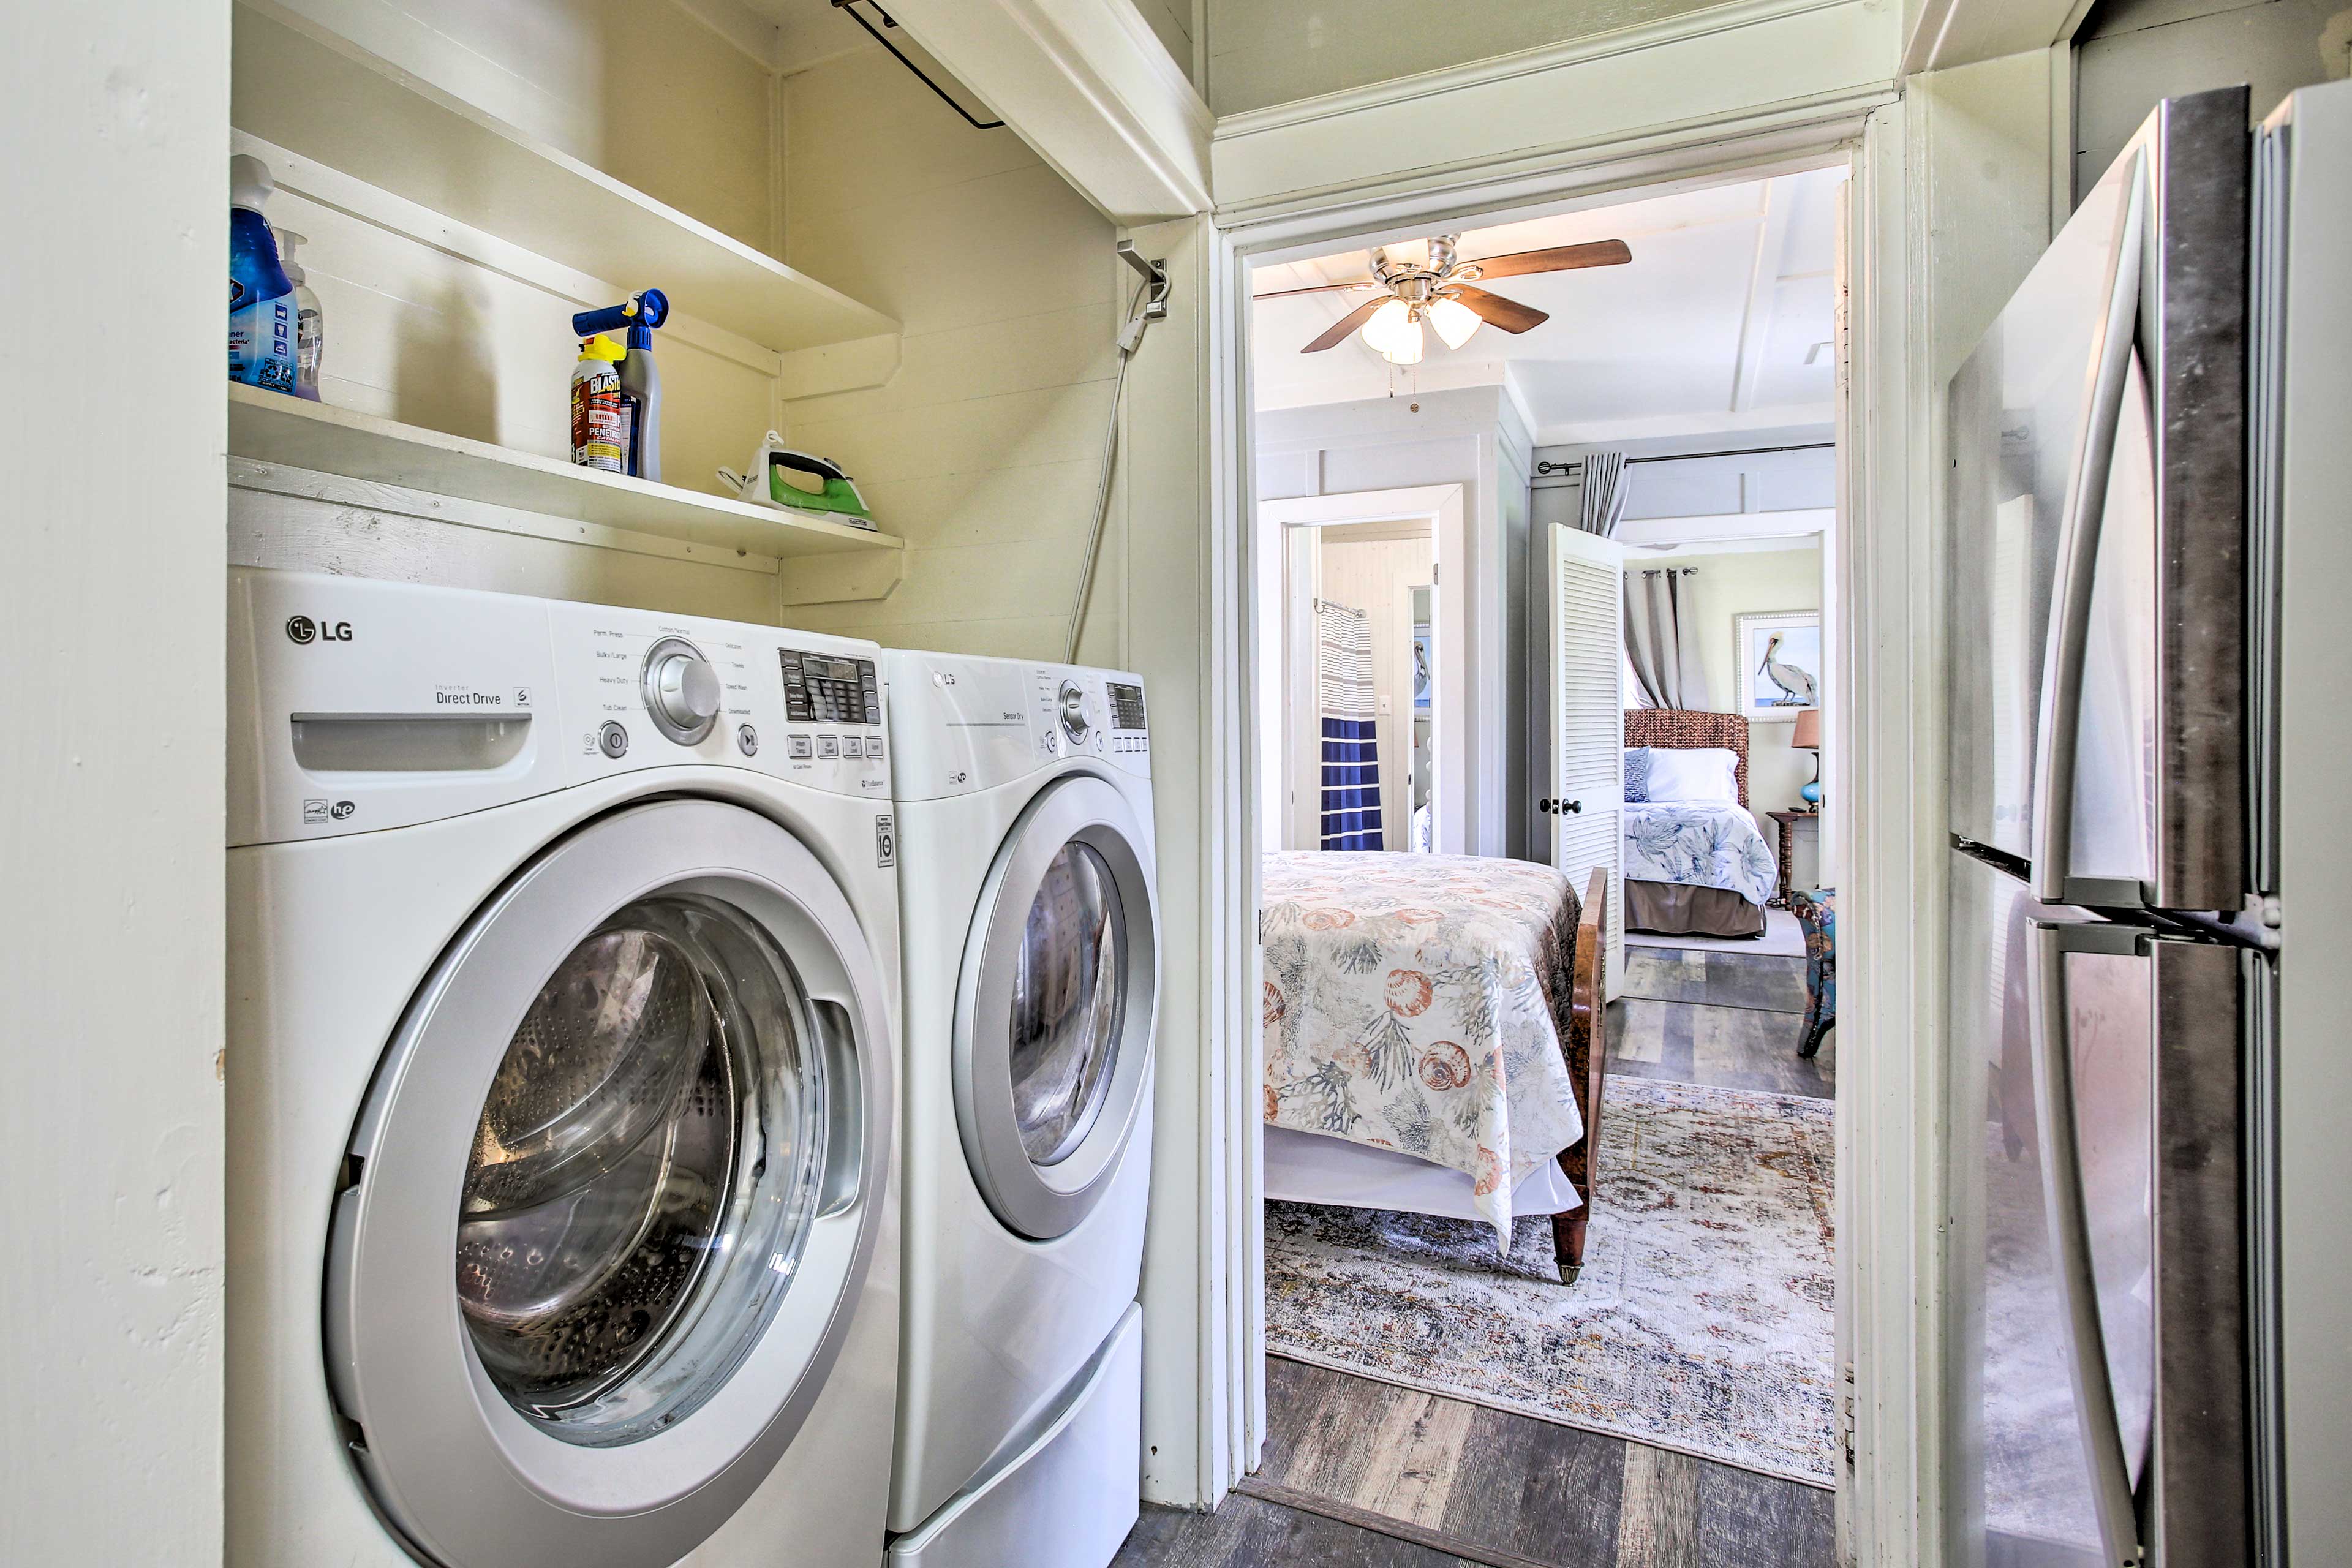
[888,1307,1142,1568]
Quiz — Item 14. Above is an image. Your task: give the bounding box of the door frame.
[1260,486,1466,853]
[1207,97,1932,1567]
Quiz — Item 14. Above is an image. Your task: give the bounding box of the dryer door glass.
[1007,842,1126,1166]
[456,892,828,1445]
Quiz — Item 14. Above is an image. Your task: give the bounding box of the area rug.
[1264,1076,1837,1487]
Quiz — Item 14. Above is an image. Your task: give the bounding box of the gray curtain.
[1576,448,1630,537]
[1625,566,1710,710]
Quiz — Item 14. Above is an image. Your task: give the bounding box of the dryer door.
[954,774,1159,1240]
[323,799,892,1568]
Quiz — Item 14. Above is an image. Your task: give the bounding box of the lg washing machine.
[225,569,904,1567]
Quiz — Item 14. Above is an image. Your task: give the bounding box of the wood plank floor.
[1609,947,1833,1101]
[1113,1360,1836,1567]
[1114,941,1838,1566]
[1620,946,1811,1014]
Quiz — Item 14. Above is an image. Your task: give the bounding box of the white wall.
[774,43,1128,660]
[2075,0,2350,202]
[2,4,229,1563]
[1257,386,1531,857]
[1631,544,1825,818]
[1317,530,1436,845]
[1202,0,1732,114]
[270,0,779,250]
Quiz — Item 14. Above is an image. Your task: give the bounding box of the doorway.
[1190,151,1864,1568]
[1257,485,1466,855]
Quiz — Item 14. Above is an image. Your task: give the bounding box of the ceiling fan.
[1257,233,1631,364]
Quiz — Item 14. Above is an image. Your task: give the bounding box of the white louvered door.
[1550,524,1626,998]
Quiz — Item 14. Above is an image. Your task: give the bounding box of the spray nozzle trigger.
[570,288,670,340]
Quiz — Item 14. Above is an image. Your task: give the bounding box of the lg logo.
[285,615,353,645]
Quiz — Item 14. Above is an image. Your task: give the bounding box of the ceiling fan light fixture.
[1379,317,1426,366]
[1427,296,1480,350]
[1360,298,1411,355]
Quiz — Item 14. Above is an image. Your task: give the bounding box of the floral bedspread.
[1260,851,1587,1248]
[1623,803,1778,907]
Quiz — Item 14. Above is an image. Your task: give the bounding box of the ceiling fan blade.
[1462,239,1632,280]
[1449,285,1548,334]
[1302,299,1384,353]
[1252,279,1380,301]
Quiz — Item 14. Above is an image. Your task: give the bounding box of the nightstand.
[1766,809,1818,908]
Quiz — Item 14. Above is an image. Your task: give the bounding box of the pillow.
[1645,747,1739,804]
[1623,747,1653,803]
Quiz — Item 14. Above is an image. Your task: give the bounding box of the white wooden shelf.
[229,385,905,563]
[230,0,898,358]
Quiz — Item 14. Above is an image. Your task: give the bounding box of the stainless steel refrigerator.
[1940,80,2352,1568]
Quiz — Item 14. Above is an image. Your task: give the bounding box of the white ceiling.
[1250,167,1846,446]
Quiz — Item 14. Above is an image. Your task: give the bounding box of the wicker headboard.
[1623,709,1750,810]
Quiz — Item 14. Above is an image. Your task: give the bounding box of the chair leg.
[1799,1016,1833,1059]
[1550,1210,1586,1286]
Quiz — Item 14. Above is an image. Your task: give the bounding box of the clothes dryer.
[881,654,1158,1568]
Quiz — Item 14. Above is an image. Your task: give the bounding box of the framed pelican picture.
[1734,609,1822,720]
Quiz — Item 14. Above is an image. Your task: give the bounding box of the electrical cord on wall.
[1062,276,1159,665]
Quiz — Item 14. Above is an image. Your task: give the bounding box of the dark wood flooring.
[1114,941,1837,1567]
[1610,947,1833,1101]
[1114,1360,1836,1567]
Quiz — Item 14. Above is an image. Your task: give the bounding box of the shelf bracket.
[1117,240,1171,321]
[777,548,908,608]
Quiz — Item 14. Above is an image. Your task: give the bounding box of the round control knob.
[1057,679,1091,745]
[641,636,722,745]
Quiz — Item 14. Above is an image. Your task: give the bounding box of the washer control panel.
[228,568,893,845]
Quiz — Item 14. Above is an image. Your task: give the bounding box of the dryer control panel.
[880,649,1148,803]
[229,568,892,846]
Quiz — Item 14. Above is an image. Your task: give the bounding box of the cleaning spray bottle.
[570,290,668,482]
[228,155,298,394]
[570,336,630,473]
[273,227,323,401]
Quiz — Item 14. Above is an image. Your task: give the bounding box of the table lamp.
[1792,707,1822,809]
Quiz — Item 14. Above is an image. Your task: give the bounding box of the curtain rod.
[1533,440,1834,480]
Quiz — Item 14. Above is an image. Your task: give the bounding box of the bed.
[1259,851,1611,1279]
[1621,709,1780,939]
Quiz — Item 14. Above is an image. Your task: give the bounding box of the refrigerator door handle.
[2031,155,2147,905]
[2024,918,2144,1567]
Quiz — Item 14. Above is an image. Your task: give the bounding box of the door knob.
[1564,799,1583,814]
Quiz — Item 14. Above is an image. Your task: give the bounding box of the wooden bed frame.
[1552,867,1609,1284]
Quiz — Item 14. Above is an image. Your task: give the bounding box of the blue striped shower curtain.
[1315,600,1383,850]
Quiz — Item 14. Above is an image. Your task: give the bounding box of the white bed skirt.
[1262,1125,1582,1224]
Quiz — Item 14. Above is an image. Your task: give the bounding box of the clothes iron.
[718,433,876,529]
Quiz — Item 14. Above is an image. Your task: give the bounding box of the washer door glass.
[1008,843,1126,1166]
[954,775,1158,1242]
[457,893,827,1445]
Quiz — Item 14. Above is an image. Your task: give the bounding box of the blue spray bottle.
[571,290,668,482]
[228,156,298,394]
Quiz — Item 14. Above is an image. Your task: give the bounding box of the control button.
[1058,679,1091,745]
[868,733,886,760]
[788,735,813,760]
[817,734,840,759]
[842,736,864,759]
[598,721,629,760]
[737,724,759,756]
[642,636,721,745]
